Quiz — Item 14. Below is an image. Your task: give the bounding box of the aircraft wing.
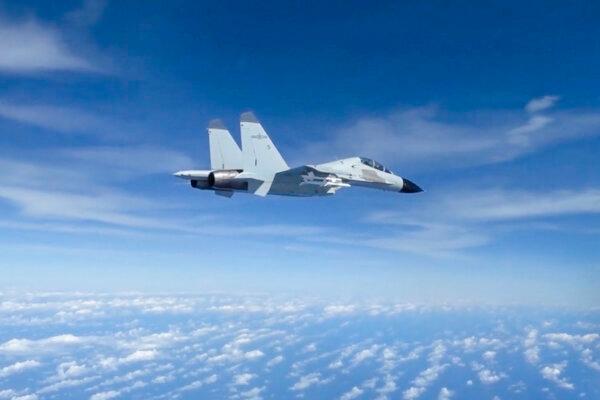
[301,166,350,194]
[234,171,273,197]
[264,165,350,196]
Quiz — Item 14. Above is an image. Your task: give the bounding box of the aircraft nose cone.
[400,178,423,193]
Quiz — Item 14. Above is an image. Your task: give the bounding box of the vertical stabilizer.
[240,112,288,175]
[208,119,243,170]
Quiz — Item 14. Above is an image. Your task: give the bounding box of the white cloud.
[358,217,489,257]
[324,304,356,316]
[403,386,425,400]
[352,346,378,365]
[55,361,88,380]
[438,387,453,400]
[233,373,255,386]
[413,364,447,388]
[363,184,600,258]
[0,185,166,229]
[38,376,98,395]
[445,189,600,221]
[524,347,540,364]
[523,328,540,364]
[0,17,99,74]
[240,386,265,400]
[427,343,446,364]
[507,115,553,145]
[340,386,364,400]
[89,390,120,400]
[61,146,194,175]
[544,333,599,347]
[266,355,284,367]
[540,362,574,390]
[0,390,16,399]
[291,372,324,391]
[581,349,600,371]
[0,359,41,377]
[478,369,504,384]
[120,349,158,363]
[403,363,448,400]
[525,95,560,113]
[0,102,116,136]
[245,349,265,360]
[0,292,596,400]
[304,342,317,352]
[0,334,86,354]
[375,374,397,397]
[304,100,600,170]
[179,380,204,392]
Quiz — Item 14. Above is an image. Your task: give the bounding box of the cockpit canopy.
[359,157,393,174]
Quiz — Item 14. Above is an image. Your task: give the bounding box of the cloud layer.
[0,292,598,400]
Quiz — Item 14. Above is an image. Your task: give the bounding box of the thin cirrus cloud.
[304,96,600,170]
[525,95,560,114]
[63,0,108,28]
[0,17,103,74]
[360,187,600,257]
[369,189,600,224]
[0,101,131,139]
[443,189,600,221]
[0,155,329,242]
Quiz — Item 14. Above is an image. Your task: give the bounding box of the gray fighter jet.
[174,112,422,198]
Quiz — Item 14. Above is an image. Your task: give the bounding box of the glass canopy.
[359,157,392,174]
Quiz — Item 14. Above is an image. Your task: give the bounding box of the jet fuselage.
[174,113,422,198]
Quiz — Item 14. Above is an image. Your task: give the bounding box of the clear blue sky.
[0,0,599,306]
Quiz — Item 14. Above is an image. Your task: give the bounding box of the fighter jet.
[174,112,422,198]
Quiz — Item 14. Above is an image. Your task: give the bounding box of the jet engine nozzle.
[208,169,247,191]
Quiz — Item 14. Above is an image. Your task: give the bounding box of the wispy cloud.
[304,96,600,170]
[0,102,129,139]
[64,0,108,28]
[361,222,488,257]
[0,186,165,228]
[525,95,560,113]
[60,146,195,176]
[442,189,600,221]
[362,186,600,257]
[0,15,103,74]
[291,372,328,391]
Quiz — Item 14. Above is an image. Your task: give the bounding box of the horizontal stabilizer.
[253,180,272,196]
[215,189,234,198]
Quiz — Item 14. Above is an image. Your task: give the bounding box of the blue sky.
[0,0,599,306]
